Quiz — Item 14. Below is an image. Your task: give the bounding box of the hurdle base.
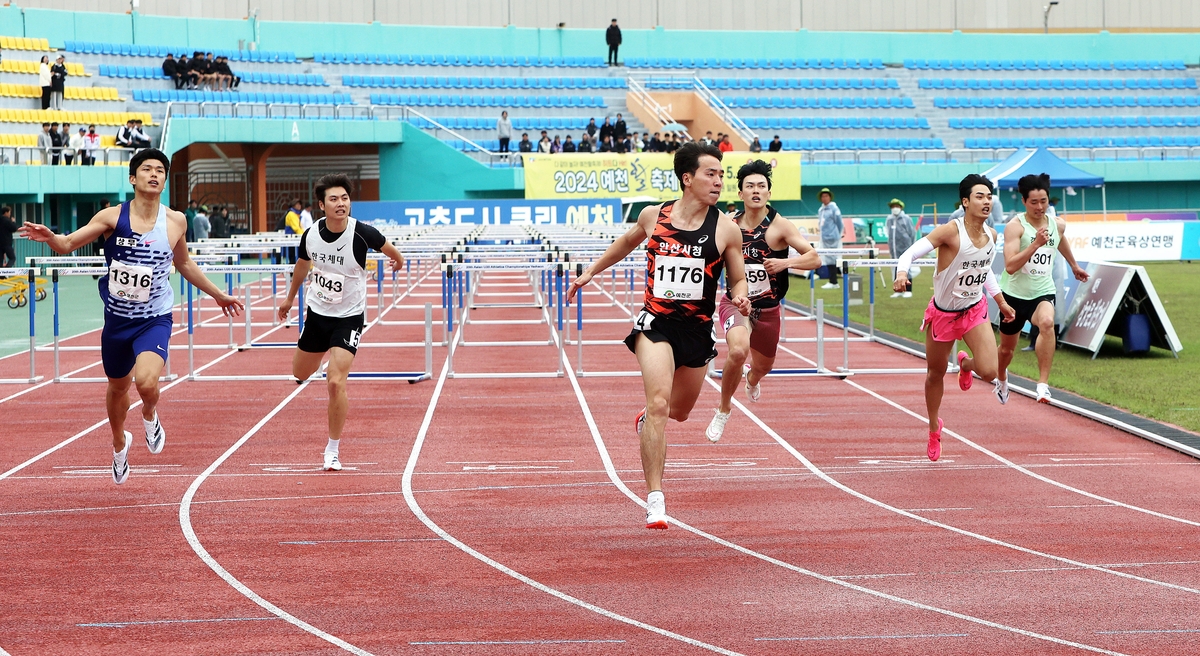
[0,376,44,384]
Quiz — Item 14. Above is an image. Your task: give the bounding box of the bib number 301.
[1022,246,1055,277]
[653,256,705,300]
[108,260,154,302]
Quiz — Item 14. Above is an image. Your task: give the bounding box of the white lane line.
[563,367,1126,654]
[179,380,374,655]
[755,633,970,642]
[707,375,1200,597]
[401,285,746,656]
[78,616,279,628]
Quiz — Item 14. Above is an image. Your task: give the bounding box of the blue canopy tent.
[982,147,1107,217]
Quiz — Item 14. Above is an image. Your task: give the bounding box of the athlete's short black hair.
[1017,173,1051,200]
[958,174,994,204]
[737,159,773,190]
[314,173,354,202]
[129,148,170,178]
[674,141,723,187]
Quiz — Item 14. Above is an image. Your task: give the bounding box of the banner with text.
[1060,220,1186,262]
[522,152,802,202]
[353,199,622,226]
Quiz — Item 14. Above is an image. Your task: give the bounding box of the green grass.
[785,261,1200,433]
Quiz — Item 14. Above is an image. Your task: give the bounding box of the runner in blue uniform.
[20,149,244,484]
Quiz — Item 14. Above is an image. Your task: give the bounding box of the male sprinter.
[706,160,820,442]
[20,149,244,484]
[277,174,404,472]
[568,142,750,529]
[894,174,1016,461]
[995,173,1089,404]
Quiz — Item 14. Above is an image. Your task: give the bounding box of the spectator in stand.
[217,56,240,89]
[83,125,100,165]
[768,135,783,152]
[613,113,627,142]
[162,54,183,89]
[283,198,304,236]
[666,133,680,152]
[647,132,661,152]
[585,118,598,140]
[184,199,198,242]
[193,205,211,241]
[497,111,512,154]
[48,123,62,165]
[700,131,714,147]
[37,122,52,165]
[599,117,613,144]
[518,132,533,152]
[188,52,209,90]
[68,127,85,166]
[0,206,17,268]
[130,120,152,149]
[38,55,52,110]
[60,122,74,164]
[749,137,763,152]
[203,53,221,89]
[598,135,615,152]
[177,54,198,89]
[50,56,67,111]
[718,135,733,153]
[550,136,562,153]
[562,135,576,153]
[209,205,228,240]
[635,132,647,152]
[116,119,135,149]
[300,201,314,231]
[217,206,233,236]
[538,131,552,153]
[577,134,593,153]
[606,18,622,66]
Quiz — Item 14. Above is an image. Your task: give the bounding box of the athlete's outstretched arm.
[17,206,119,254]
[1003,217,1049,274]
[1054,218,1089,282]
[764,219,820,275]
[170,212,244,317]
[567,205,656,300]
[718,219,751,315]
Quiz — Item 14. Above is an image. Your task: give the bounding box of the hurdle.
[0,267,44,384]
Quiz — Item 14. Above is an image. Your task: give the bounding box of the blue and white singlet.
[100,202,175,319]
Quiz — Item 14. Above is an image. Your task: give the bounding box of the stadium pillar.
[245,143,276,234]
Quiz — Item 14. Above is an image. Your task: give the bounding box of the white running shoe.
[993,379,1009,405]
[820,282,838,289]
[645,492,668,530]
[1036,383,1052,404]
[323,451,343,471]
[901,291,912,298]
[113,431,131,485]
[890,291,903,298]
[706,409,731,443]
[743,363,761,403]
[144,413,165,454]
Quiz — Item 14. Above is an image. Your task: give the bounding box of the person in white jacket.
[38,56,52,110]
[69,127,86,166]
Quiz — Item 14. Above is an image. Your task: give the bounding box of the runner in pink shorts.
[706,160,820,443]
[894,174,1016,461]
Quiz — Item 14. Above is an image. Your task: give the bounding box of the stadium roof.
[983,147,1104,189]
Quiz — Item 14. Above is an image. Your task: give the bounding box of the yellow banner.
[522,151,801,202]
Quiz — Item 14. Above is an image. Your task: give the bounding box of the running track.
[1,264,1198,655]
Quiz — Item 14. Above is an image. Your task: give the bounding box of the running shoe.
[143,413,165,454]
[927,418,944,462]
[820,282,838,289]
[957,351,972,391]
[323,451,343,472]
[706,409,730,443]
[113,431,131,485]
[743,363,760,403]
[1036,383,1052,404]
[890,291,903,298]
[993,378,1009,405]
[645,492,668,530]
[901,292,912,298]
[634,408,646,437]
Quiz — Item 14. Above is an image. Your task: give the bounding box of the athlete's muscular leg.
[746,350,775,388]
[960,321,999,383]
[669,364,708,423]
[292,348,326,382]
[997,331,1020,381]
[635,335,676,493]
[718,324,750,413]
[132,351,165,422]
[1031,301,1056,384]
[324,347,355,440]
[106,374,134,451]
[924,332,954,433]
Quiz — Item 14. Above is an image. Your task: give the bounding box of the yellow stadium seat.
[101,135,117,147]
[0,37,12,49]
[18,37,31,50]
[38,39,49,51]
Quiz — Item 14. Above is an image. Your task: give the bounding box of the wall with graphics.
[353,199,622,226]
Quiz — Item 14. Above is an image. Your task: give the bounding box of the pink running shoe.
[928,418,944,462]
[634,408,646,437]
[957,351,972,391]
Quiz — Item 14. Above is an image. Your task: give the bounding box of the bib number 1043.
[653,256,705,300]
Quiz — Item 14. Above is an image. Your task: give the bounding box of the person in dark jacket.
[188,52,208,90]
[162,54,183,89]
[49,122,62,165]
[577,134,593,153]
[585,118,598,139]
[518,133,533,152]
[50,56,67,110]
[0,206,17,267]
[562,135,576,153]
[606,19,622,66]
[599,117,614,143]
[768,135,783,152]
[613,113,627,142]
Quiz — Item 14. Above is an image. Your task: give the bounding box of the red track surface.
[2,266,1198,655]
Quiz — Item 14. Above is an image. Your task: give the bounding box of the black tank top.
[643,201,724,324]
[728,206,790,309]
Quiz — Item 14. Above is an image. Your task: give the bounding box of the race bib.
[633,309,655,331]
[108,260,154,303]
[952,268,989,301]
[309,267,345,305]
[652,256,705,300]
[745,263,771,298]
[1021,246,1055,278]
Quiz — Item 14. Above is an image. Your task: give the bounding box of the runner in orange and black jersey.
[642,200,724,325]
[728,205,790,309]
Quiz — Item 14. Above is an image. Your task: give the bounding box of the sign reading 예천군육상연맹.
[352,199,622,226]
[522,152,802,202]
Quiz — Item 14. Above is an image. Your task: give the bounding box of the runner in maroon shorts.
[893,174,1016,461]
[706,159,820,442]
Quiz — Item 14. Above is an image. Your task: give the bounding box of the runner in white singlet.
[894,174,1016,461]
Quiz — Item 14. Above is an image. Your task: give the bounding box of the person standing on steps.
[606,19,622,66]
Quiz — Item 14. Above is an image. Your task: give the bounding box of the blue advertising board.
[352,199,623,226]
[1183,221,1200,260]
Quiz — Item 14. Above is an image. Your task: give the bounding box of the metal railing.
[692,76,758,145]
[0,146,138,166]
[627,76,690,139]
[165,102,371,121]
[371,105,513,167]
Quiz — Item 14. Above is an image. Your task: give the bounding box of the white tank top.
[304,217,366,318]
[932,218,996,312]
